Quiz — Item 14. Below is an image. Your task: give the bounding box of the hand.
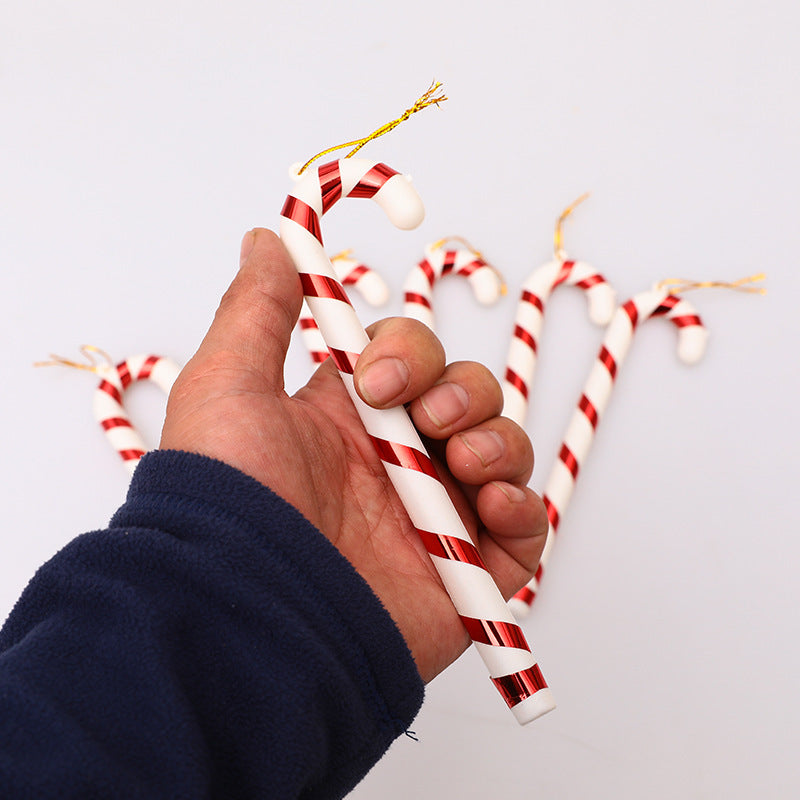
[160,229,548,682]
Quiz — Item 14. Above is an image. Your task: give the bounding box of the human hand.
[160,228,547,682]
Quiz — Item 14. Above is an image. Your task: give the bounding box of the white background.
[2,1,798,797]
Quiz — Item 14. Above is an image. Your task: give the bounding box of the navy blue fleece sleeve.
[0,450,424,799]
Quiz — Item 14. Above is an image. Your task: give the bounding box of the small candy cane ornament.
[93,354,181,474]
[403,238,505,331]
[298,251,389,364]
[280,157,555,724]
[503,196,616,427]
[508,288,707,617]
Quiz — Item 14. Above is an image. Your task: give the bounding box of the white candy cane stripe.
[508,288,708,618]
[298,254,389,364]
[280,157,554,724]
[503,259,616,427]
[403,243,503,331]
[92,354,181,475]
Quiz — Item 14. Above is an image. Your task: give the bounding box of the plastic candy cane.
[508,287,708,617]
[403,238,505,331]
[36,346,180,476]
[503,196,616,427]
[298,251,389,364]
[279,156,555,724]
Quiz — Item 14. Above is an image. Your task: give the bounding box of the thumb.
[192,228,303,391]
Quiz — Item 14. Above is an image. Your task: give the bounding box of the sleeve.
[0,450,424,800]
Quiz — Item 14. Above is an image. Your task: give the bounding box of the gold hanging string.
[34,344,114,374]
[297,81,448,175]
[430,235,507,296]
[553,192,591,262]
[657,273,767,296]
[330,248,355,263]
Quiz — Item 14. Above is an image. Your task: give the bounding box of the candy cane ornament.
[502,198,616,428]
[298,251,389,364]
[508,287,708,617]
[403,240,505,331]
[279,157,555,724]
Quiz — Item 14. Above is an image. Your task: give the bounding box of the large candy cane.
[503,258,616,427]
[298,252,389,364]
[508,288,708,617]
[403,241,504,331]
[280,157,555,724]
[93,354,181,475]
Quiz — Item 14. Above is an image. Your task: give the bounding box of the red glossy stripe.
[348,163,399,198]
[513,585,536,606]
[575,273,606,290]
[101,417,133,431]
[318,161,342,215]
[521,289,545,313]
[460,616,529,651]
[491,664,548,709]
[99,379,123,405]
[404,291,432,309]
[416,529,486,569]
[441,250,457,276]
[553,260,575,288]
[281,196,323,245]
[117,362,132,389]
[369,436,440,480]
[300,273,351,304]
[668,313,702,328]
[341,264,368,284]
[623,299,639,328]
[457,258,482,277]
[119,448,145,462]
[559,443,580,479]
[327,347,360,374]
[137,355,160,380]
[299,318,318,330]
[312,352,329,363]
[598,345,617,379]
[513,324,537,352]
[504,367,528,399]
[418,258,436,287]
[544,495,560,531]
[579,393,599,429]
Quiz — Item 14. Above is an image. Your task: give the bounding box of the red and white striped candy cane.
[280,157,555,724]
[508,287,708,617]
[298,251,389,364]
[93,354,181,475]
[403,241,504,331]
[503,258,616,427]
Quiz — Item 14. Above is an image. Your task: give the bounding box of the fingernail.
[492,481,527,503]
[460,430,505,467]
[358,358,410,406]
[239,229,256,267]
[420,382,469,428]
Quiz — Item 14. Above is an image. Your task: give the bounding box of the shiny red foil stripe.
[418,258,436,287]
[460,615,530,651]
[347,163,399,198]
[553,260,575,288]
[598,345,618,379]
[575,274,606,291]
[137,355,160,380]
[559,443,580,479]
[441,251,457,276]
[667,313,702,328]
[312,352,328,364]
[281,196,323,245]
[117,362,132,389]
[521,289,545,313]
[300,273,352,305]
[299,318,318,330]
[368,436,440,481]
[119,448,146,462]
[623,299,639,328]
[544,495,560,531]
[504,367,528,399]
[99,379,123,405]
[416,528,487,569]
[342,264,368,284]
[491,664,548,709]
[513,324,537,352]
[327,347,360,375]
[318,161,343,215]
[404,291,432,309]
[457,258,481,277]
[101,417,133,431]
[514,585,536,606]
[579,393,599,429]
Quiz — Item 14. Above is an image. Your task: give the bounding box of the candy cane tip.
[677,327,709,365]
[375,174,425,230]
[512,688,557,725]
[288,162,304,181]
[588,286,618,326]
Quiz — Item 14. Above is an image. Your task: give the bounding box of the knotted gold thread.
[34,344,114,374]
[297,81,447,175]
[430,235,507,296]
[554,192,591,263]
[657,273,767,296]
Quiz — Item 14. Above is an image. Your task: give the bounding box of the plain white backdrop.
[2,1,798,797]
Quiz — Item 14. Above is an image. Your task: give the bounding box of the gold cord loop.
[554,193,590,262]
[297,81,447,175]
[34,344,114,373]
[657,273,767,296]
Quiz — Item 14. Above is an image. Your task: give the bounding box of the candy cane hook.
[503,198,616,428]
[403,239,505,331]
[508,287,708,617]
[279,157,555,723]
[298,251,390,364]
